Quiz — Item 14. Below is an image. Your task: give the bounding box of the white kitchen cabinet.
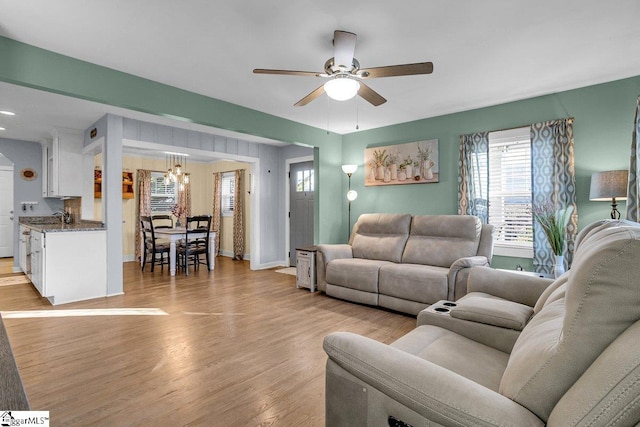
[29,230,44,294]
[28,229,107,305]
[18,225,28,273]
[43,129,84,198]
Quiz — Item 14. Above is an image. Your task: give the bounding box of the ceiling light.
[0,111,15,116]
[324,76,360,101]
[0,127,5,131]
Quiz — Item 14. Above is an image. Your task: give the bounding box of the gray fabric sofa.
[323,219,640,426]
[316,213,494,315]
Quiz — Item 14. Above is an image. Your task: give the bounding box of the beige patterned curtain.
[233,169,245,260]
[531,118,578,274]
[627,96,640,222]
[212,172,222,256]
[176,181,191,226]
[135,169,152,261]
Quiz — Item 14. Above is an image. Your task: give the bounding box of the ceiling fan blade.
[359,62,434,78]
[294,85,326,107]
[358,82,387,106]
[333,30,357,71]
[253,69,321,77]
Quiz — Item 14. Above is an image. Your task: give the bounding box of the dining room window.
[221,172,235,217]
[150,171,177,213]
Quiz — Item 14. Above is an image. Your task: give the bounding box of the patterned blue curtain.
[626,96,640,222]
[531,119,578,275]
[458,132,489,223]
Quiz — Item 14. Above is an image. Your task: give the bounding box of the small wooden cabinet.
[94,170,134,199]
[122,171,134,199]
[296,246,317,292]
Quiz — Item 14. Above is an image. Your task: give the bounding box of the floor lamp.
[342,165,358,239]
[589,170,628,219]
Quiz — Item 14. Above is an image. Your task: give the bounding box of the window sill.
[493,244,533,259]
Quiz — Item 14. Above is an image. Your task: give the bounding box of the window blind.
[488,128,533,251]
[221,172,235,216]
[150,173,177,212]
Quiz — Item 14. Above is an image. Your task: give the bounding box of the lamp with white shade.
[589,170,628,219]
[342,165,358,238]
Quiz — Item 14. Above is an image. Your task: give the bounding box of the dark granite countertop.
[19,216,105,233]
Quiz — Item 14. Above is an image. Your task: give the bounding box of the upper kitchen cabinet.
[42,129,83,198]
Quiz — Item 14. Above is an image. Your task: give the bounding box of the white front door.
[0,167,14,257]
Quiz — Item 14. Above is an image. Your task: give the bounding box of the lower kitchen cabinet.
[29,230,107,305]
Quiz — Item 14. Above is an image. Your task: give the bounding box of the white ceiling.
[0,0,639,143]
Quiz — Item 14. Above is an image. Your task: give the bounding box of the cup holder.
[442,302,457,307]
[434,307,450,313]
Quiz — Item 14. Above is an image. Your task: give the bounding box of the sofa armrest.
[316,244,353,292]
[447,256,490,300]
[324,332,544,427]
[450,297,533,331]
[467,266,554,307]
[417,307,521,353]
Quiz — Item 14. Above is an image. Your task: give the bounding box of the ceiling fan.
[254,30,434,107]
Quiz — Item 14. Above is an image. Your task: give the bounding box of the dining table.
[149,227,216,276]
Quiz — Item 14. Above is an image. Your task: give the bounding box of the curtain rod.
[484,117,574,135]
[213,169,245,175]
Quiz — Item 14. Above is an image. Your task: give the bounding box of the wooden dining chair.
[151,214,173,229]
[178,215,212,275]
[140,215,170,272]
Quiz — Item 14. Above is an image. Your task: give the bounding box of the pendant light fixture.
[164,153,190,191]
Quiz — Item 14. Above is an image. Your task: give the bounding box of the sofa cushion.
[379,264,448,304]
[391,325,510,392]
[500,220,640,421]
[402,215,482,267]
[350,213,411,263]
[326,258,391,293]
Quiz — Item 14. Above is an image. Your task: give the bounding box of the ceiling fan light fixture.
[324,76,360,101]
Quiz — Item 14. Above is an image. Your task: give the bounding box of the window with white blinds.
[221,172,235,217]
[488,127,533,258]
[150,172,177,213]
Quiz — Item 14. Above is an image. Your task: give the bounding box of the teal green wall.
[0,36,345,243]
[343,76,640,270]
[2,35,639,257]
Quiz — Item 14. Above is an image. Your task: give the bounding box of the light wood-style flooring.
[0,257,415,426]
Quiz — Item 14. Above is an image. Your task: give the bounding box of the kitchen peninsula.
[19,216,107,305]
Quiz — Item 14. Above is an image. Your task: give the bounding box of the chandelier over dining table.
[164,153,190,191]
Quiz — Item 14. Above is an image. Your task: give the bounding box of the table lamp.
[589,170,628,219]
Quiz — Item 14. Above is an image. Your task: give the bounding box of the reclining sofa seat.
[323,219,640,426]
[317,213,494,315]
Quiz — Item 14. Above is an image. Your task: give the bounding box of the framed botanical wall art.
[364,139,439,186]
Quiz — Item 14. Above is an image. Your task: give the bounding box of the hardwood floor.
[0,257,415,426]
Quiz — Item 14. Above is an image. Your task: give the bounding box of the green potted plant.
[533,203,573,277]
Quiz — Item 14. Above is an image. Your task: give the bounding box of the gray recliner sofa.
[323,219,640,426]
[316,213,494,315]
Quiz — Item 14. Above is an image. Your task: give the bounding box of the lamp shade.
[589,170,628,201]
[324,77,360,101]
[346,190,358,201]
[341,164,358,175]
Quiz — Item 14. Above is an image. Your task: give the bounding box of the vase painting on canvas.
[365,139,439,186]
